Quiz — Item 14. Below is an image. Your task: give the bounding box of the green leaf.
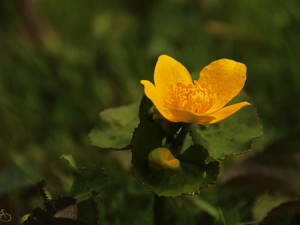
[190,91,262,159]
[132,119,219,197]
[139,94,154,120]
[60,154,78,175]
[89,102,139,150]
[253,193,292,222]
[259,200,300,225]
[77,197,99,225]
[70,166,109,202]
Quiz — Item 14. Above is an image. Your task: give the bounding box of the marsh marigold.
[140,55,250,124]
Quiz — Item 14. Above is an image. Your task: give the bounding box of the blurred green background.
[1,0,300,224]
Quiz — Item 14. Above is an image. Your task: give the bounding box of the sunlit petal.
[167,107,216,124]
[205,101,251,124]
[199,59,247,113]
[141,80,174,121]
[154,55,192,98]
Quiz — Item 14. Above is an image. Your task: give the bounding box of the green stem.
[170,123,191,155]
[154,194,169,225]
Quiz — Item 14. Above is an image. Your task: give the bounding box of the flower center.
[169,81,216,114]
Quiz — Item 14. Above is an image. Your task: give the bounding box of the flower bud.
[148,147,180,172]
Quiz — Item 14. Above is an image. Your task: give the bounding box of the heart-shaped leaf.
[132,119,219,197]
[89,102,139,150]
[70,166,109,202]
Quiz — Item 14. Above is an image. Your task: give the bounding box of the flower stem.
[170,123,191,156]
[154,194,169,225]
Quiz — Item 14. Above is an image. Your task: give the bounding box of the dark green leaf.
[89,102,139,150]
[60,154,79,175]
[77,197,99,225]
[70,166,108,202]
[132,119,219,197]
[190,91,262,159]
[259,200,300,225]
[139,94,154,120]
[252,193,292,222]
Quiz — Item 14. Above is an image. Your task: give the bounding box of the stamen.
[169,81,216,114]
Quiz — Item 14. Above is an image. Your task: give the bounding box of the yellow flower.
[140,55,250,124]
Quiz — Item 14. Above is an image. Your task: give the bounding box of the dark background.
[1,0,300,224]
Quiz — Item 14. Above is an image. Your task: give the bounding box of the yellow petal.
[140,80,174,121]
[204,101,251,124]
[199,59,247,113]
[154,55,192,98]
[168,107,216,124]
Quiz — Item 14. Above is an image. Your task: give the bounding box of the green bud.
[148,147,180,172]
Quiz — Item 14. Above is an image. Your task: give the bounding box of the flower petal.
[204,101,251,124]
[154,55,192,98]
[167,107,216,124]
[140,80,175,121]
[199,59,247,113]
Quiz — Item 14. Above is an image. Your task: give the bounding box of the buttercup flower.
[140,55,250,124]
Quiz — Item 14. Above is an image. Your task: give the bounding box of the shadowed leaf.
[252,193,292,222]
[220,132,300,195]
[89,102,139,150]
[70,166,109,202]
[132,119,219,197]
[260,200,300,225]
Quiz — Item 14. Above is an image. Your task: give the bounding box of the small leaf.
[37,180,52,202]
[190,91,262,159]
[132,119,219,197]
[60,154,78,175]
[89,102,139,150]
[259,200,300,225]
[77,197,99,225]
[70,166,109,203]
[252,193,292,222]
